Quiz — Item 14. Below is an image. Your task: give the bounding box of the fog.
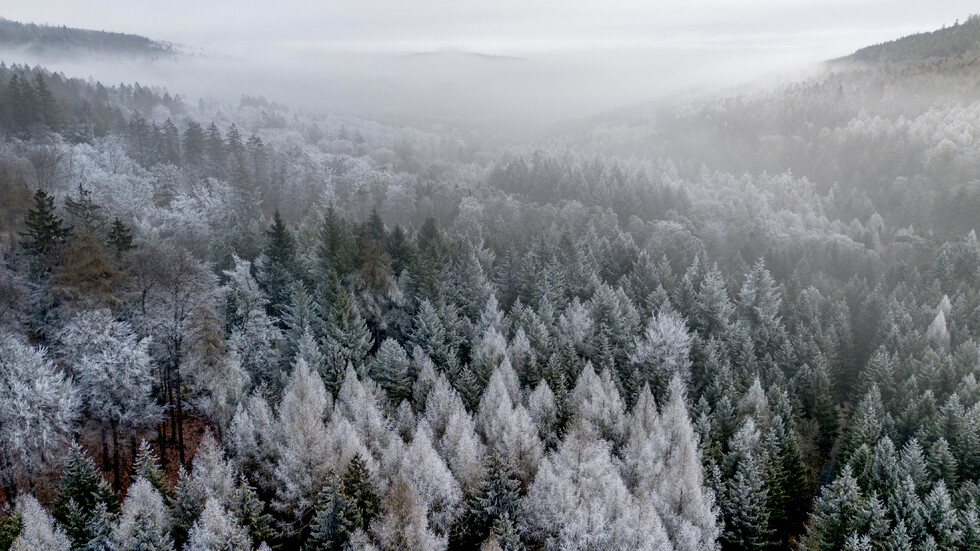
[4,2,972,139]
[0,44,831,140]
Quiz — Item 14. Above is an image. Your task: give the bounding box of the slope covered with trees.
[0,17,979,551]
[0,18,176,58]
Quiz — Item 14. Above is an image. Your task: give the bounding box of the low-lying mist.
[4,42,827,139]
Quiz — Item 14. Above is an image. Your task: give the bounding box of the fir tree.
[133,440,168,497]
[259,210,297,321]
[107,218,135,259]
[169,467,204,550]
[53,444,118,548]
[20,188,71,262]
[450,457,522,550]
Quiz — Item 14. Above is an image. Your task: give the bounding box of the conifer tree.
[20,188,71,263]
[322,287,372,391]
[53,444,118,547]
[107,218,135,259]
[259,210,298,321]
[10,495,71,551]
[133,440,168,497]
[450,457,522,550]
[169,467,204,550]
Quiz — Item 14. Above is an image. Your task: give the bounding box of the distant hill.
[0,17,176,58]
[844,14,980,64]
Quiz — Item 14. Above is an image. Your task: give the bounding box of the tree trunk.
[176,363,186,466]
[101,426,110,472]
[157,421,168,470]
[112,421,121,491]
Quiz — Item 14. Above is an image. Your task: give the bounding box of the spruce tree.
[169,467,204,550]
[450,456,522,550]
[321,286,372,389]
[107,218,135,259]
[20,188,71,262]
[259,210,297,321]
[53,444,118,548]
[133,440,168,497]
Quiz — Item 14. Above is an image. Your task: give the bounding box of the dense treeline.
[0,18,176,57]
[0,32,980,550]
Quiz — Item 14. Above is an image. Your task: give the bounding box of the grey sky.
[5,1,975,57]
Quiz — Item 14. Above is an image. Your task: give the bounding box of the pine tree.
[10,495,71,551]
[0,507,22,551]
[230,479,278,550]
[169,467,204,550]
[112,478,174,551]
[259,210,297,321]
[53,443,118,547]
[107,218,135,259]
[450,457,522,550]
[133,440,168,497]
[322,287,372,390]
[799,466,868,551]
[20,188,71,262]
[64,184,106,238]
[340,455,381,532]
[369,338,412,403]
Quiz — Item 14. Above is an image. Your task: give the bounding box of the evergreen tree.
[450,457,522,550]
[10,495,71,551]
[369,338,412,403]
[321,287,372,390]
[169,467,204,550]
[53,443,118,547]
[63,184,106,238]
[259,210,297,322]
[133,440,168,497]
[107,218,135,259]
[20,188,71,263]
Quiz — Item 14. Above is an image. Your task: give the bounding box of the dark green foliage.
[451,457,522,550]
[53,444,118,548]
[260,210,298,320]
[308,455,380,551]
[231,479,279,549]
[320,286,372,390]
[108,218,135,258]
[317,207,358,279]
[133,440,168,497]
[169,467,204,549]
[20,188,71,261]
[0,507,21,551]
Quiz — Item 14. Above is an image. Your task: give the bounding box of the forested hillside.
[0,18,979,551]
[0,18,176,58]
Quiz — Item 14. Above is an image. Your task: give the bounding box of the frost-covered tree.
[274,358,331,522]
[112,478,174,551]
[0,332,79,497]
[369,338,412,403]
[567,362,627,445]
[10,495,71,551]
[523,422,670,550]
[476,365,542,483]
[185,499,252,551]
[223,256,283,392]
[630,308,693,396]
[58,310,159,488]
[372,477,446,551]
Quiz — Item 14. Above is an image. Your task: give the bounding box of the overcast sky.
[5,1,976,57]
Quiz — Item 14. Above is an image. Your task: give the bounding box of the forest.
[1,15,980,551]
